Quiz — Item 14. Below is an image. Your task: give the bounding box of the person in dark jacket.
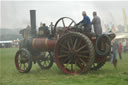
[77,11,92,32]
[92,12,102,35]
[39,23,50,37]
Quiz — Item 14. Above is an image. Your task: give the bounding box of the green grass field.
[0,48,128,85]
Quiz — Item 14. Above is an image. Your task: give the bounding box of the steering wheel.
[53,17,76,38]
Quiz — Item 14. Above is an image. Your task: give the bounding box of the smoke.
[1,1,128,30]
[92,1,128,25]
[1,1,30,29]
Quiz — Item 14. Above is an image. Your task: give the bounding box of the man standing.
[110,39,119,68]
[20,25,31,39]
[122,39,126,53]
[118,42,122,60]
[92,12,102,35]
[77,11,92,32]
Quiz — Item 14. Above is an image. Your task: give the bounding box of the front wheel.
[15,48,32,73]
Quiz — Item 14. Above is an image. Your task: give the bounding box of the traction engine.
[15,10,115,74]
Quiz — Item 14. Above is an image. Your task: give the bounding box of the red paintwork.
[15,51,24,72]
[95,56,105,63]
[32,38,56,51]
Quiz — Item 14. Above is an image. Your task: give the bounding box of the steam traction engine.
[15,10,115,74]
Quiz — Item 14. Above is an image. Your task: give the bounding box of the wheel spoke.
[78,50,89,54]
[65,59,71,67]
[61,50,69,54]
[102,43,105,50]
[73,39,78,49]
[77,60,84,68]
[76,44,87,52]
[64,56,70,63]
[78,57,87,65]
[67,41,71,50]
[76,39,82,49]
[68,21,73,28]
[18,57,21,64]
[106,43,110,47]
[59,43,68,50]
[62,19,65,28]
[77,54,89,58]
[18,54,21,59]
[58,55,67,58]
[69,37,74,47]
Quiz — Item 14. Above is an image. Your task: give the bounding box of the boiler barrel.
[32,38,56,51]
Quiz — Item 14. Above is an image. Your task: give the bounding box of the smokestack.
[30,10,36,37]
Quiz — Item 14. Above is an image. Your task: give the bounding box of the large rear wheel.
[55,32,95,74]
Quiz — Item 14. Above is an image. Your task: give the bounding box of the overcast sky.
[1,1,128,29]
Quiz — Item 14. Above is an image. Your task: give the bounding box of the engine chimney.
[30,10,36,37]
